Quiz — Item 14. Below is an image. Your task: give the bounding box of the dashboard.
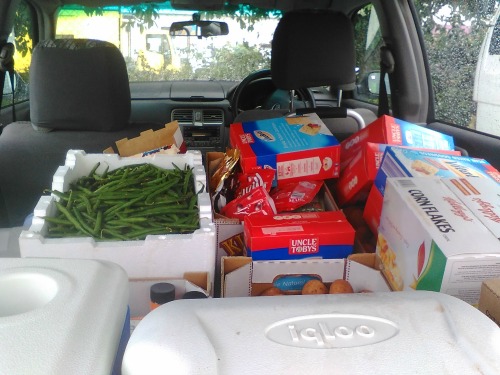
[129,79,340,152]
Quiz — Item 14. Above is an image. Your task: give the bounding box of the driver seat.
[233,9,376,138]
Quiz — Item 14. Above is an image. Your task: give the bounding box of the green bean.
[45,162,200,241]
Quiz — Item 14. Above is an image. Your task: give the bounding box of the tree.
[413,0,499,127]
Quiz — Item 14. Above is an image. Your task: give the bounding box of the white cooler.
[122,291,500,375]
[0,257,129,375]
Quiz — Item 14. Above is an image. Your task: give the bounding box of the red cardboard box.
[230,113,340,185]
[340,115,455,171]
[335,142,384,206]
[244,211,355,261]
[336,143,461,207]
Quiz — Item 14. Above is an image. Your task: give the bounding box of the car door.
[349,0,500,170]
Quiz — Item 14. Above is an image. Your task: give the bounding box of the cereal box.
[376,177,500,305]
[336,143,461,207]
[441,177,500,240]
[229,113,340,185]
[363,146,500,234]
[244,211,355,261]
[340,115,455,170]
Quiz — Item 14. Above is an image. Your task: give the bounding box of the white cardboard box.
[441,177,500,240]
[377,177,500,305]
[19,150,217,290]
[221,253,390,297]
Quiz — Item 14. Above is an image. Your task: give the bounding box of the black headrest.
[271,10,356,91]
[29,39,131,131]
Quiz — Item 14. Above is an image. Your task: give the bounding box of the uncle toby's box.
[230,113,340,184]
[244,211,355,261]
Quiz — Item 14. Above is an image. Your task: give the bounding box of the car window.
[353,4,386,106]
[55,4,280,82]
[2,0,32,109]
[414,0,500,137]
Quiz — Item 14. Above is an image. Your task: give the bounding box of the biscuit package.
[377,177,500,305]
[335,142,460,207]
[340,115,455,170]
[229,113,340,185]
[363,146,500,234]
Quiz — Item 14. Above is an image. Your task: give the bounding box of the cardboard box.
[335,142,385,206]
[229,113,341,184]
[363,146,500,234]
[441,177,500,240]
[335,143,460,207]
[103,121,186,156]
[340,115,455,170]
[244,211,355,261]
[376,177,500,305]
[207,151,342,294]
[221,253,391,297]
[20,150,217,291]
[478,278,500,326]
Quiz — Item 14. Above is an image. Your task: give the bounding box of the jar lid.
[182,291,208,299]
[150,283,176,305]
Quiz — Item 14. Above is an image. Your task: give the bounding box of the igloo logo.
[265,314,399,349]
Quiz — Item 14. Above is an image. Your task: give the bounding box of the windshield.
[56,3,281,82]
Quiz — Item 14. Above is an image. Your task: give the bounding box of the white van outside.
[473,7,500,137]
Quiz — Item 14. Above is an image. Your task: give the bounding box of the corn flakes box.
[363,146,500,234]
[229,113,340,185]
[376,177,500,305]
[441,177,500,240]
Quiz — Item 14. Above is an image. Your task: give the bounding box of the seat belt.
[0,42,16,126]
[377,45,395,117]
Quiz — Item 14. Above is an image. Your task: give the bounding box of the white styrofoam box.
[0,257,128,375]
[122,291,500,375]
[19,150,216,289]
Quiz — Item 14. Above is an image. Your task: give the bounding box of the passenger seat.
[0,38,165,227]
[233,10,377,139]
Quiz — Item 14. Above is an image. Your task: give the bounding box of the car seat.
[0,38,166,226]
[233,10,377,139]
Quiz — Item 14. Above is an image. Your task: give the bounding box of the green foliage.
[123,4,160,33]
[194,42,270,80]
[202,5,281,32]
[13,1,33,59]
[413,0,497,128]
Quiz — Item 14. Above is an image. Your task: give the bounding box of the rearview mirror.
[170,19,228,38]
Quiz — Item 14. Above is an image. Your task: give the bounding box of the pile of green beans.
[44,162,200,241]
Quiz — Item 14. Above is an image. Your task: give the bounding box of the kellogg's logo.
[254,130,275,142]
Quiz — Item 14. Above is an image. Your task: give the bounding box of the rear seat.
[0,39,166,227]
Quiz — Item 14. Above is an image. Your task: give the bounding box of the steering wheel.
[231,69,316,119]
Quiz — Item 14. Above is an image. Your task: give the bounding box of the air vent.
[172,109,194,125]
[172,109,224,126]
[203,109,224,125]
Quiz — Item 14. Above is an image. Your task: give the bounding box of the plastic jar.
[150,283,175,310]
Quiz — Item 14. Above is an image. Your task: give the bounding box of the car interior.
[0,0,498,240]
[1,0,500,373]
